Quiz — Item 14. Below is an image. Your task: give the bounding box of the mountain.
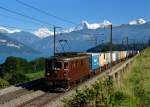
[5,31,41,46]
[129,18,146,25]
[33,28,54,38]
[75,20,112,30]
[0,26,21,33]
[31,36,54,55]
[0,33,41,63]
[1,18,150,63]
[61,20,112,33]
[31,19,150,55]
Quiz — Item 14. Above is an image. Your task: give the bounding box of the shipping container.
[87,53,100,71]
[112,52,117,62]
[118,51,121,60]
[115,51,119,61]
[99,53,105,67]
[123,51,127,59]
[105,52,111,64]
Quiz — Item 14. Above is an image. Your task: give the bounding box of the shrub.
[0,78,10,89]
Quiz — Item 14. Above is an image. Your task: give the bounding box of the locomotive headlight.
[47,72,50,76]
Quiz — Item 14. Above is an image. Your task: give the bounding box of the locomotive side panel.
[68,56,90,82]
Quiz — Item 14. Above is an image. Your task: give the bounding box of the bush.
[8,72,29,85]
[0,78,10,89]
[63,77,119,107]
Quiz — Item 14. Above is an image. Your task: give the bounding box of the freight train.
[45,51,137,91]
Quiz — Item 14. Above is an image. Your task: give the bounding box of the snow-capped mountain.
[129,18,146,25]
[0,26,21,33]
[6,31,41,46]
[75,20,112,30]
[60,20,112,34]
[31,20,112,37]
[0,28,41,46]
[33,28,54,38]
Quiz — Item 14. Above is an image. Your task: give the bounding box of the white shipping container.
[112,52,116,61]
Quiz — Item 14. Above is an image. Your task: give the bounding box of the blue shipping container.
[87,53,100,71]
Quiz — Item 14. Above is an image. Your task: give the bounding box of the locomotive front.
[45,57,70,90]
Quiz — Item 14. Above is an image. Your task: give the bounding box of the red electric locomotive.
[45,53,91,91]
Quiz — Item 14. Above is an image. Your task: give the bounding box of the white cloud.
[33,28,54,38]
[0,26,21,33]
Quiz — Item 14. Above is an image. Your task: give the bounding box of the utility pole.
[122,39,125,50]
[126,37,128,51]
[54,26,56,56]
[53,26,61,57]
[109,24,112,73]
[133,39,135,51]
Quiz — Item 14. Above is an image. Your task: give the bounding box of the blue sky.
[0,0,150,32]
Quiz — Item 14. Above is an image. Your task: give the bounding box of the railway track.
[0,78,47,105]
[0,88,33,104]
[17,93,61,107]
[1,90,45,107]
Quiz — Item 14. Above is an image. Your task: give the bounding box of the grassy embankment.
[118,47,150,106]
[25,70,44,80]
[63,48,150,107]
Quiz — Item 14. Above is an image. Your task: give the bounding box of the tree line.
[0,56,45,88]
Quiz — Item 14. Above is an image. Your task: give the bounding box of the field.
[25,71,44,80]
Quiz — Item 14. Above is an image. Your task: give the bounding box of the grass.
[117,48,150,107]
[25,70,44,80]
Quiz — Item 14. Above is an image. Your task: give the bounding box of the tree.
[1,56,29,84]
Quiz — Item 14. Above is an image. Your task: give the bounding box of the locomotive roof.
[49,52,89,61]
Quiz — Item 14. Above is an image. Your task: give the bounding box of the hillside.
[0,33,41,63]
[118,47,150,106]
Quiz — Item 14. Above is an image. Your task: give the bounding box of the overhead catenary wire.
[0,3,105,37]
[0,12,45,27]
[0,11,104,37]
[16,0,76,25]
[0,24,38,31]
[0,6,55,28]
[15,0,105,36]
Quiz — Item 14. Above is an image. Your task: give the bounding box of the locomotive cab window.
[64,62,68,70]
[54,62,62,70]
